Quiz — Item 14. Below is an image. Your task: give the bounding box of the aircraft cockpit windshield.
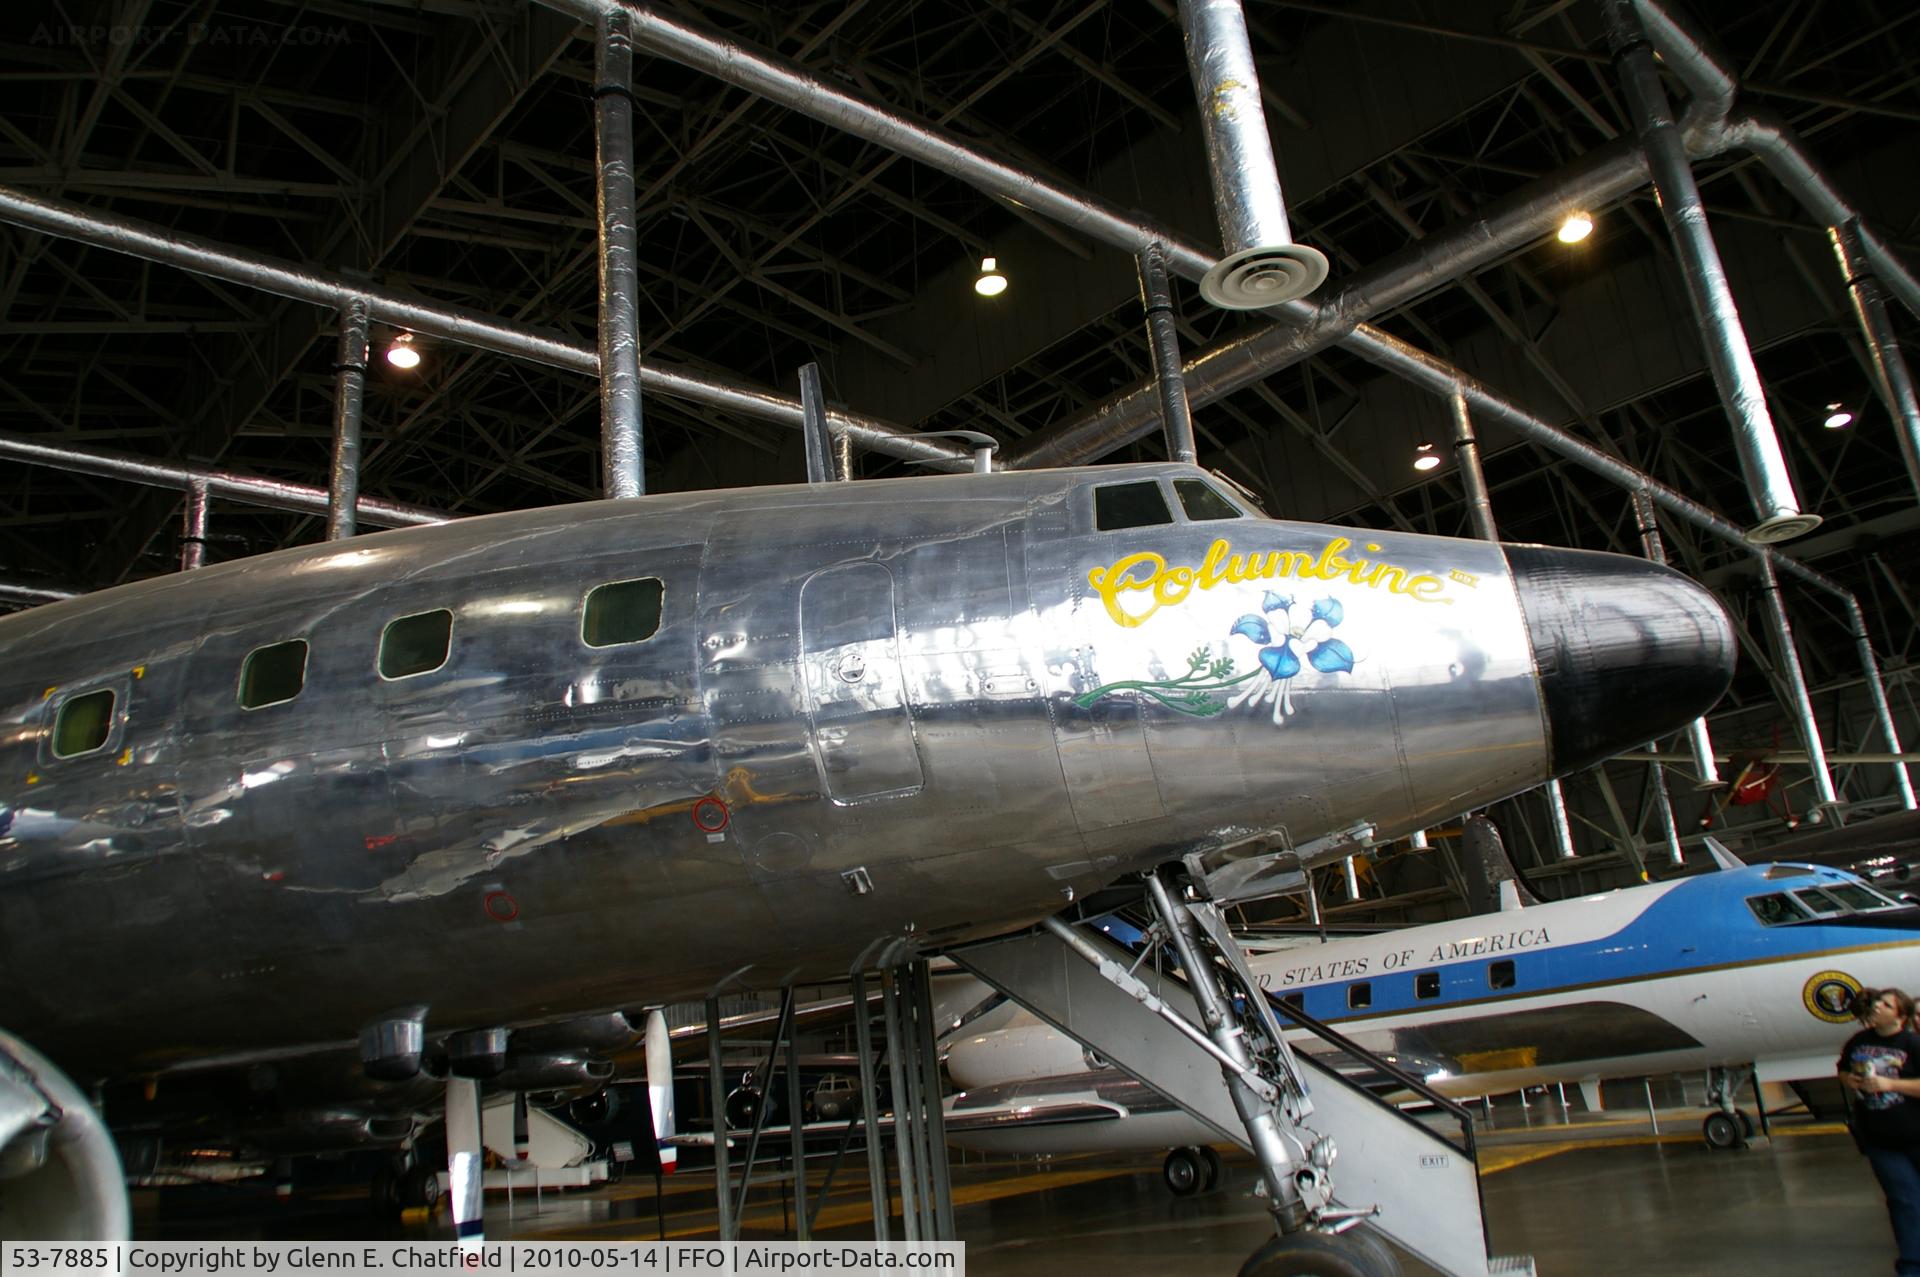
[1746,878,1905,926]
[1092,475,1250,531]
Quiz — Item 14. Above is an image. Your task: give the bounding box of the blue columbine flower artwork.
[1071,591,1360,723]
[1226,592,1356,724]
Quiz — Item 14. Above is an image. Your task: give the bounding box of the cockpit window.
[1094,481,1174,530]
[1173,479,1243,521]
[1792,887,1847,916]
[1747,892,1812,926]
[52,688,116,758]
[1823,883,1895,912]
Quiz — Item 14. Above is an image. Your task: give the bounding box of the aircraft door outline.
[798,561,925,804]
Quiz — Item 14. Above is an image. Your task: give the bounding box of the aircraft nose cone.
[1503,544,1735,776]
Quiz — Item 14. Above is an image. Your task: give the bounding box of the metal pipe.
[1630,490,1722,786]
[0,427,441,529]
[1604,0,1812,545]
[179,479,209,572]
[1756,554,1841,819]
[1136,244,1197,464]
[1832,220,1920,501]
[1008,139,1650,469]
[1646,743,1686,867]
[849,971,890,1240]
[1448,388,1497,543]
[594,9,646,499]
[1845,597,1917,811]
[0,185,968,470]
[328,299,369,541]
[1545,777,1577,860]
[1451,388,1580,857]
[538,0,1227,286]
[0,580,80,606]
[1341,855,1360,901]
[1176,0,1327,308]
[704,996,733,1241]
[1626,0,1920,319]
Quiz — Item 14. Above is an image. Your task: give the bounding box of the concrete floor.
[138,1103,1900,1275]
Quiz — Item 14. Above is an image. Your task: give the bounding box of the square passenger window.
[238,639,309,709]
[583,577,664,648]
[1415,971,1441,1000]
[379,608,453,679]
[1347,982,1372,1011]
[53,688,115,758]
[1094,481,1173,530]
[1281,991,1306,1012]
[1174,478,1243,521]
[1488,959,1516,990]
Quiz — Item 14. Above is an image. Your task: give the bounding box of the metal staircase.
[949,887,1534,1277]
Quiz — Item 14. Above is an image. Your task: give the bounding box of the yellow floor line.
[1477,1121,1850,1174]
[519,1166,1142,1241]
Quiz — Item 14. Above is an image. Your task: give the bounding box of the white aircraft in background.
[943,859,1920,1192]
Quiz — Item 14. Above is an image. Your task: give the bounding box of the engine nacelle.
[0,1029,128,1240]
[492,1052,614,1096]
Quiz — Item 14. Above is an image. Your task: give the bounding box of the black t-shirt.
[1839,1027,1920,1149]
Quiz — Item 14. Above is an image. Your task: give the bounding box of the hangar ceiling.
[1,0,1917,879]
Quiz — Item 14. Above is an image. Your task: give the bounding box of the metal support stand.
[785,1004,809,1240]
[851,971,891,1239]
[880,969,921,1241]
[705,996,734,1241]
[911,962,956,1239]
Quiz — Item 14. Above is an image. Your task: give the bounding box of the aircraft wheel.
[369,1159,404,1216]
[1736,1109,1756,1139]
[1703,1111,1745,1150]
[1238,1230,1396,1277]
[400,1164,441,1212]
[1199,1144,1223,1192]
[1162,1146,1205,1197]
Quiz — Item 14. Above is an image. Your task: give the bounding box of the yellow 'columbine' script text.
[1086,536,1453,628]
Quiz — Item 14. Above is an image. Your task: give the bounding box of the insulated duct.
[0,187,968,471]
[329,299,369,541]
[0,428,445,529]
[1604,0,1813,544]
[1177,0,1327,307]
[594,7,647,498]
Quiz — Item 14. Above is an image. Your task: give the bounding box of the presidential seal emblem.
[1804,969,1863,1023]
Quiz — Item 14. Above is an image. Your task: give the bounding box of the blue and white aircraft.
[945,861,1920,1183]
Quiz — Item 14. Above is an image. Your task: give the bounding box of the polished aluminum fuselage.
[0,464,1554,1079]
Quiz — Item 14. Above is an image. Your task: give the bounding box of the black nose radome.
[1503,544,1735,776]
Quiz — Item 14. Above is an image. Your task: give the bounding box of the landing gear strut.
[1702,1066,1754,1150]
[1139,868,1392,1277]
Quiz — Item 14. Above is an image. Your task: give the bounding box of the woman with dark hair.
[1841,986,1920,1277]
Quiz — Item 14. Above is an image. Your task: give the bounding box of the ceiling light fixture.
[1557,212,1594,244]
[974,256,1008,297]
[1823,402,1853,429]
[386,332,421,370]
[1413,441,1441,471]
